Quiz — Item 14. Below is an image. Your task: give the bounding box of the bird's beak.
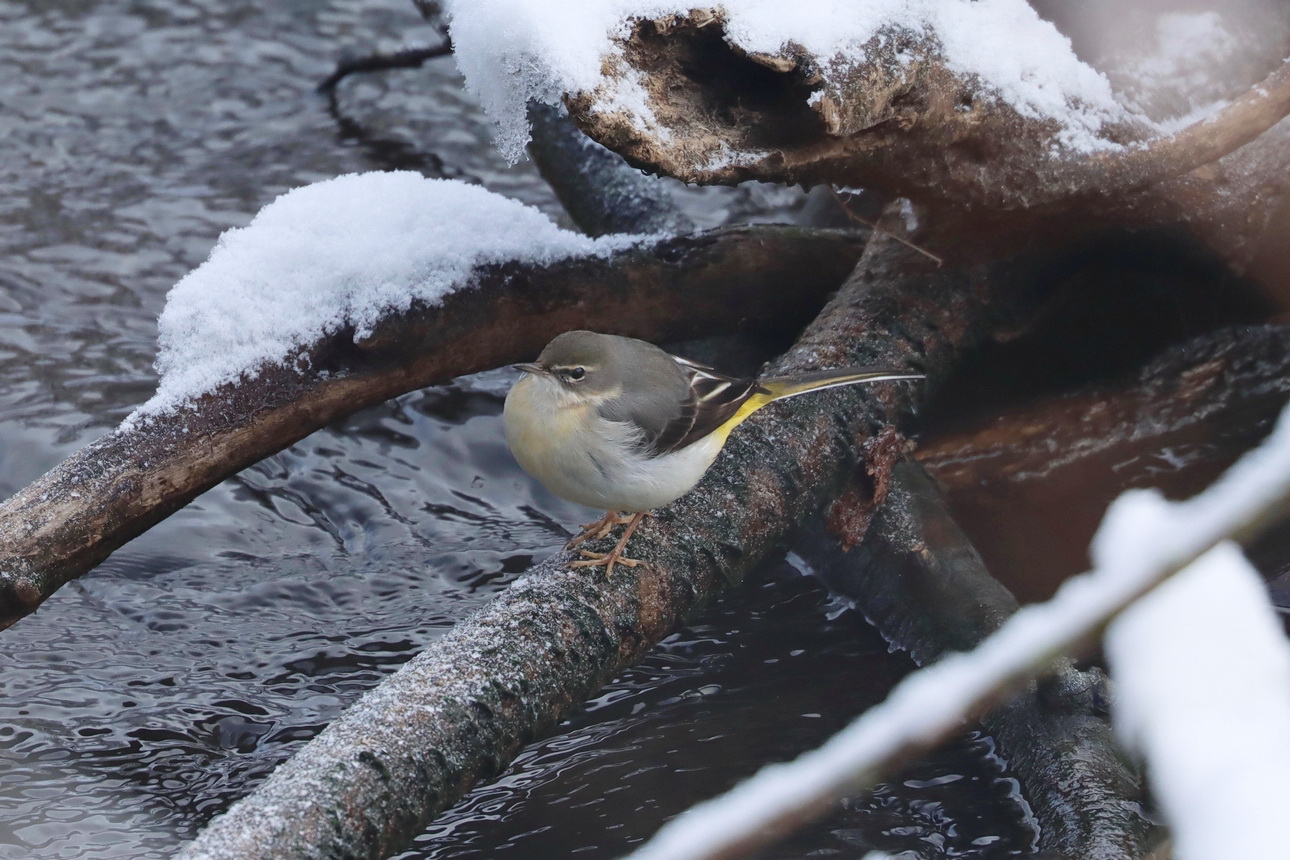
[513,362,544,375]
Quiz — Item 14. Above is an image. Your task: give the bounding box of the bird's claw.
[565,511,650,577]
[570,549,644,578]
[564,511,635,549]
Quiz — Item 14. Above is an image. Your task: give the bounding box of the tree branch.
[557,9,1290,266]
[527,102,695,237]
[172,227,1043,860]
[1093,58,1290,189]
[0,226,864,630]
[317,42,453,94]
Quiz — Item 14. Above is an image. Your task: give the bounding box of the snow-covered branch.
[0,173,866,629]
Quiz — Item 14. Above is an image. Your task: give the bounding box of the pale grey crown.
[534,331,693,441]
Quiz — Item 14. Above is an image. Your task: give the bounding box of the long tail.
[716,367,923,440]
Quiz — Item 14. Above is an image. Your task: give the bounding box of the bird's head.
[513,330,620,401]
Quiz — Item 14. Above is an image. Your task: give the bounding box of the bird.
[503,330,923,575]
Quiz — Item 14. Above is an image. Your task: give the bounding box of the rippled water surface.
[1,2,1037,858]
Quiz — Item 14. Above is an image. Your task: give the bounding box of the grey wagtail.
[504,330,923,575]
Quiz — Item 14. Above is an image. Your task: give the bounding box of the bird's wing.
[643,359,763,457]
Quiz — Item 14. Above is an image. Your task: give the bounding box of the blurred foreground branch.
[623,400,1290,860]
[802,461,1153,858]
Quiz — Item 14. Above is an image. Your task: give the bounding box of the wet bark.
[0,226,863,629]
[799,461,1154,860]
[173,230,1042,860]
[920,324,1290,600]
[527,102,695,237]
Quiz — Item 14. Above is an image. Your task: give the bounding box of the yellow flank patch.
[711,391,774,444]
[712,370,889,444]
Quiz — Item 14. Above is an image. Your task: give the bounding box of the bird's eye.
[568,367,586,381]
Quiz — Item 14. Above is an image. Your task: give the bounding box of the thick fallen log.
[173,228,1044,860]
[546,6,1290,268]
[798,460,1154,859]
[919,324,1290,598]
[0,225,863,629]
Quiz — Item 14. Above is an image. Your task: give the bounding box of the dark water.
[1,2,1035,858]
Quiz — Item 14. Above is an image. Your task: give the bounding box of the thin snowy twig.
[622,402,1290,860]
[1082,56,1290,189]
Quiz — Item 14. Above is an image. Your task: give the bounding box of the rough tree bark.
[0,226,863,629]
[172,229,1042,860]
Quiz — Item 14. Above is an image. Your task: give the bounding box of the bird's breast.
[503,377,726,512]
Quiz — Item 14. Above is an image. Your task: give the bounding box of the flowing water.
[0,1,1131,857]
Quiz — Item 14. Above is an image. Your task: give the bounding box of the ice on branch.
[1107,543,1290,860]
[444,0,1130,161]
[124,172,638,427]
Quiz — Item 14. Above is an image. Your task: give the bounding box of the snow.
[444,0,1129,161]
[624,401,1290,860]
[122,172,640,428]
[1107,543,1290,860]
[1123,11,1239,131]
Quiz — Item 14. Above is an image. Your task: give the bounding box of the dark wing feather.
[645,359,762,457]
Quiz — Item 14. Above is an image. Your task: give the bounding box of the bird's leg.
[571,511,648,577]
[564,510,635,549]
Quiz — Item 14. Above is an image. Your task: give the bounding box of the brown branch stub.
[0,226,865,630]
[824,426,910,551]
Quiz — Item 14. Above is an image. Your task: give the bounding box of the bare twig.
[832,191,943,266]
[317,41,452,93]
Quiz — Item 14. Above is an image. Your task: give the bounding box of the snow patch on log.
[1106,544,1290,860]
[445,0,1130,161]
[123,172,641,428]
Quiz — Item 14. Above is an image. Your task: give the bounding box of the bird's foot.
[564,511,643,549]
[571,549,644,578]
[568,511,648,577]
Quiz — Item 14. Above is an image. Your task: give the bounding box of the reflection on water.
[1,1,1032,858]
